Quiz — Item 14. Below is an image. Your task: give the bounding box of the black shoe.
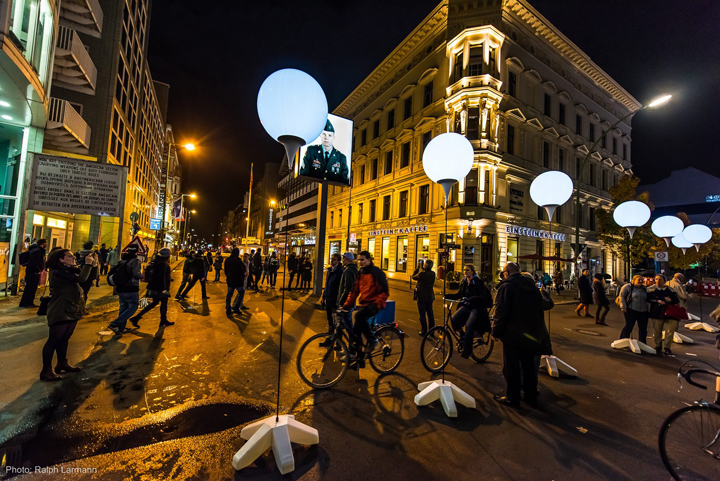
[129,316,141,328]
[595,320,608,326]
[459,351,471,359]
[226,310,233,316]
[584,314,593,318]
[523,397,539,409]
[319,337,333,348]
[159,321,175,327]
[655,346,663,356]
[664,348,674,356]
[493,395,520,408]
[231,309,241,314]
[56,363,82,373]
[240,306,249,310]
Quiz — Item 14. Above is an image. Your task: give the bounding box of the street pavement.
[1,270,719,480]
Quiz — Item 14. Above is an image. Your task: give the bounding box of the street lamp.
[573,94,671,275]
[651,216,684,247]
[158,142,197,251]
[529,170,577,378]
[232,68,327,475]
[178,193,197,247]
[414,132,476,418]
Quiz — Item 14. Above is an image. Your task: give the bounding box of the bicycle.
[420,298,494,373]
[296,308,405,389]
[659,360,720,481]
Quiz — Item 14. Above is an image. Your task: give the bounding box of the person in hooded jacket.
[107,246,143,334]
[491,262,552,408]
[592,273,610,325]
[129,248,174,328]
[446,264,493,358]
[20,238,47,307]
[40,248,96,381]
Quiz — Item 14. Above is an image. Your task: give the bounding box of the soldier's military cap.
[324,119,335,133]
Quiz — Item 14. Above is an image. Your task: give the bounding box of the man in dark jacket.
[180,251,210,299]
[20,239,47,307]
[343,251,389,353]
[175,251,195,299]
[108,246,143,334]
[492,262,551,408]
[322,253,343,333]
[99,243,110,276]
[412,259,437,336]
[129,248,174,328]
[252,247,263,292]
[224,248,249,314]
[267,251,280,288]
[286,252,298,291]
[575,269,593,317]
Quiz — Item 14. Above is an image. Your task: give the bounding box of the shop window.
[399,190,408,217]
[381,237,390,270]
[384,151,393,175]
[507,237,518,262]
[419,185,430,215]
[368,238,376,259]
[382,195,391,220]
[417,234,430,257]
[396,236,408,272]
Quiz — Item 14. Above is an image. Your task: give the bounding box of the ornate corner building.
[325,0,639,282]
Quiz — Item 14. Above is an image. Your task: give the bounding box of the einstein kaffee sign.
[28,155,126,216]
[505,225,566,241]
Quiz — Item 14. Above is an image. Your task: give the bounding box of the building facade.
[325,0,638,283]
[275,165,319,257]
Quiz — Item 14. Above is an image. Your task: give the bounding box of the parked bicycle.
[659,360,720,481]
[420,298,494,373]
[296,309,405,389]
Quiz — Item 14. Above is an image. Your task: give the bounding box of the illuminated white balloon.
[530,170,573,221]
[683,224,712,252]
[613,201,651,238]
[651,216,685,246]
[671,233,693,254]
[422,133,474,201]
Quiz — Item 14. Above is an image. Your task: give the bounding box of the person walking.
[213,252,224,282]
[553,270,564,295]
[206,250,214,275]
[322,254,343,334]
[575,269,593,317]
[446,264,493,358]
[99,243,110,276]
[224,248,249,314]
[648,274,680,356]
[267,251,280,288]
[667,273,689,308]
[412,259,436,337]
[129,248,174,328]
[107,246,143,334]
[592,273,610,325]
[174,251,195,299]
[252,248,263,291]
[295,254,306,290]
[302,256,313,290]
[19,238,47,308]
[618,275,650,344]
[284,252,296,290]
[180,251,210,299]
[491,262,552,409]
[75,241,98,302]
[40,248,97,381]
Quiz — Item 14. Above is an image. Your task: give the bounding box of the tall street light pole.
[573,95,671,276]
[158,142,196,252]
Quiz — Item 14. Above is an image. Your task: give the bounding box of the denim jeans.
[110,291,139,329]
[416,301,435,333]
[226,285,245,311]
[451,306,485,356]
[268,270,277,287]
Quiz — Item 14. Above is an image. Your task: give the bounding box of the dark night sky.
[147,0,720,240]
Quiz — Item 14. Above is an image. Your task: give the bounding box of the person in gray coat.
[412,259,436,336]
[618,275,650,342]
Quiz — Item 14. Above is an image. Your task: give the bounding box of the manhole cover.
[575,329,602,336]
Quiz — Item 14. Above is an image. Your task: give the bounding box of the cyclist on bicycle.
[342,250,389,356]
[445,264,493,358]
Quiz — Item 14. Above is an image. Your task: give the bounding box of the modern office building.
[0,0,59,289]
[276,163,319,257]
[325,0,639,282]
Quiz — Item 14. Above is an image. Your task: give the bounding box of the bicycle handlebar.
[443,298,461,303]
[679,368,720,390]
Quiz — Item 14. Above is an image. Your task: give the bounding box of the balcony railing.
[44,98,91,153]
[53,26,97,93]
[60,0,104,38]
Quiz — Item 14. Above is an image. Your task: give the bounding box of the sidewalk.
[0,259,184,330]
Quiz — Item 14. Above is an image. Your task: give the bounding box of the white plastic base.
[540,355,578,378]
[611,338,656,354]
[685,322,720,333]
[688,313,700,321]
[414,380,476,418]
[232,415,319,475]
[662,331,694,344]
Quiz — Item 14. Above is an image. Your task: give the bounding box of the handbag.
[413,288,418,301]
[37,285,51,316]
[664,303,688,320]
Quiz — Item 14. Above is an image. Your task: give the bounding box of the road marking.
[250,342,264,353]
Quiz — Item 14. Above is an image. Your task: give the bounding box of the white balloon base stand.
[541,355,578,378]
[232,415,318,475]
[414,380,476,418]
[685,322,720,333]
[662,331,694,344]
[611,338,656,354]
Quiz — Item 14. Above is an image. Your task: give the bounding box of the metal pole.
[245,163,253,253]
[276,177,293,422]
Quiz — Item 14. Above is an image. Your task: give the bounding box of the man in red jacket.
[343,250,389,354]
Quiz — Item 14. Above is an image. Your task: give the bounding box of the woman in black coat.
[592,274,610,325]
[446,264,493,358]
[41,248,95,381]
[575,269,593,317]
[412,259,436,336]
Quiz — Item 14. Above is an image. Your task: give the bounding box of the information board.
[150,218,162,230]
[28,155,126,216]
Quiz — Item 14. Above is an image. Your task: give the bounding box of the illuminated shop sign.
[505,225,566,241]
[368,225,428,236]
[706,195,720,203]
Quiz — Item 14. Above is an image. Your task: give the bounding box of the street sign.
[654,251,669,262]
[122,235,147,256]
[149,217,162,230]
[129,212,139,222]
[242,237,260,245]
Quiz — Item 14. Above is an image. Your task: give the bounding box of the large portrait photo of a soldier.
[297,114,352,186]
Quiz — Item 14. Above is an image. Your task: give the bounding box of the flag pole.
[244,163,253,253]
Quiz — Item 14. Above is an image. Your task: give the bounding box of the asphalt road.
[1,274,719,480]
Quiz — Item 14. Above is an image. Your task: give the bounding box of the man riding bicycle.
[341,250,389,356]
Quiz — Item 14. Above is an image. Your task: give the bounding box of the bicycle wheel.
[471,332,494,363]
[659,404,720,481]
[368,326,405,374]
[296,333,349,389]
[420,326,452,373]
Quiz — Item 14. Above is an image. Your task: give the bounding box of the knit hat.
[159,248,171,258]
[342,252,355,261]
[83,240,94,250]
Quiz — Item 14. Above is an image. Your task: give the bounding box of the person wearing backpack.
[19,239,47,308]
[174,251,195,300]
[107,246,143,334]
[129,248,174,328]
[268,251,280,288]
